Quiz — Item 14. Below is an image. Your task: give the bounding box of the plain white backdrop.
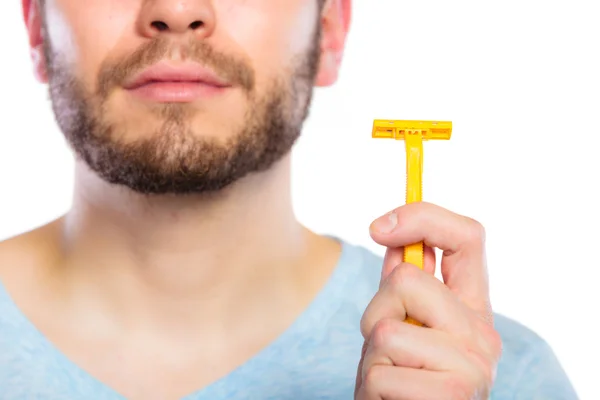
[1,0,598,398]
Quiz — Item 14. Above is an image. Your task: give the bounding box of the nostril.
[151,21,169,31]
[189,21,204,30]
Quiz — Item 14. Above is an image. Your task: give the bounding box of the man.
[0,0,577,399]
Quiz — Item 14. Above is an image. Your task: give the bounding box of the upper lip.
[123,62,231,90]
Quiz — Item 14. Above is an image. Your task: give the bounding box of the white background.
[1,0,598,398]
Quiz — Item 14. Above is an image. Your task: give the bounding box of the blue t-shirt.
[0,240,578,399]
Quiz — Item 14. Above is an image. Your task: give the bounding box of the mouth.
[123,62,231,103]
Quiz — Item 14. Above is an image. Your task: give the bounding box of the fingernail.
[372,211,398,233]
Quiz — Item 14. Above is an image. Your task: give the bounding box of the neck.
[54,154,340,337]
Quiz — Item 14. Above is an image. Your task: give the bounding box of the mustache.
[96,37,255,97]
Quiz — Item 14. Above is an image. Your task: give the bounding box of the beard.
[42,21,321,195]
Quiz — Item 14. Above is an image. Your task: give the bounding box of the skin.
[0,0,500,399]
[356,203,502,399]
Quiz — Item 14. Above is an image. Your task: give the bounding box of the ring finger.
[361,318,473,378]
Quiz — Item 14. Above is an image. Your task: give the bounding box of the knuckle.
[370,318,399,348]
[485,327,503,359]
[442,375,473,399]
[359,297,382,339]
[362,364,386,389]
[468,352,496,390]
[387,262,420,290]
[476,319,503,356]
[464,218,486,245]
[359,310,376,340]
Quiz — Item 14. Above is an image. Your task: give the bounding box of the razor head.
[372,120,452,141]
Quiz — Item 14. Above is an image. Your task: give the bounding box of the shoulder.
[0,230,35,285]
[0,220,63,330]
[333,240,382,308]
[491,314,578,398]
[0,219,61,281]
[342,241,578,398]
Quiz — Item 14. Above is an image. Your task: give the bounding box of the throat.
[60,222,341,339]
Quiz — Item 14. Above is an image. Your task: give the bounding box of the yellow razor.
[372,119,452,326]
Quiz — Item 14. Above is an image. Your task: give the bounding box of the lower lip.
[126,81,228,103]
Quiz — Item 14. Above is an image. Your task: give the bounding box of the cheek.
[218,1,319,80]
[45,0,137,90]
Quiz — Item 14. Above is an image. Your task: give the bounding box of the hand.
[354,202,502,400]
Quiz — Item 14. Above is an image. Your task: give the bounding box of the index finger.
[369,202,492,323]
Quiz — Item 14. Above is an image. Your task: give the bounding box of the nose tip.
[140,1,215,38]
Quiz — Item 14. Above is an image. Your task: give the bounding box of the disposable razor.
[372,119,452,326]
